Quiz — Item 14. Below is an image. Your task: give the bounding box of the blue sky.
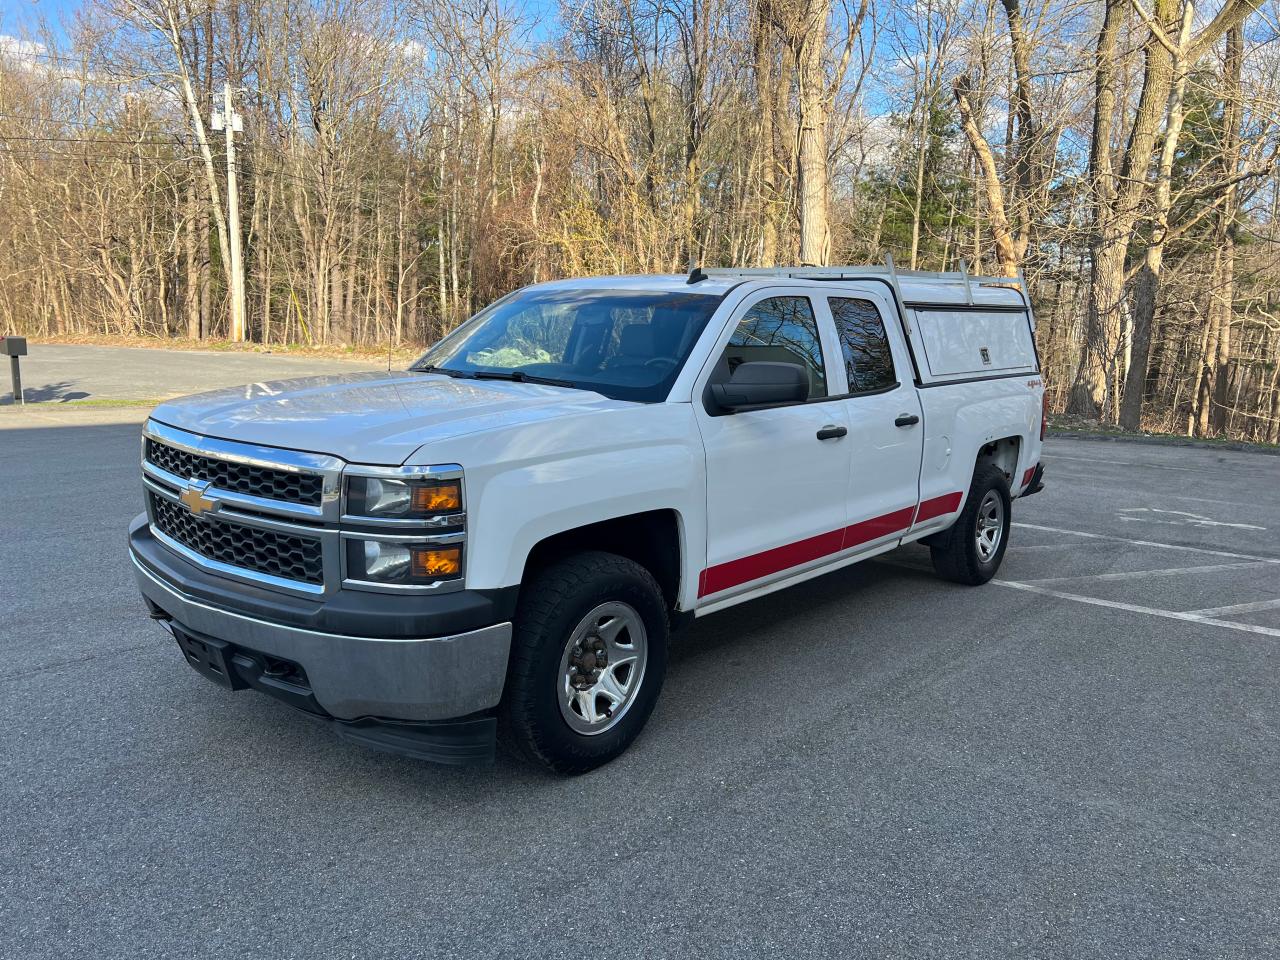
[5,0,79,23]
[4,0,78,44]
[3,0,564,46]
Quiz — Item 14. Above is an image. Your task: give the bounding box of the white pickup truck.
[130,265,1046,773]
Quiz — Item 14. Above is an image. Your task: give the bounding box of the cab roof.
[529,274,741,296]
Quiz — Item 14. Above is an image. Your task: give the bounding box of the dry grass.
[1048,414,1279,453]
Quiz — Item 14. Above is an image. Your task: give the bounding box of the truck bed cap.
[533,268,1028,311]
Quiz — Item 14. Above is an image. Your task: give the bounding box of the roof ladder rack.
[882,252,912,335]
[697,261,1029,321]
[1017,267,1036,331]
[958,258,975,306]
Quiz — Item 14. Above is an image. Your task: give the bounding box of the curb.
[1048,430,1280,457]
[0,403,155,428]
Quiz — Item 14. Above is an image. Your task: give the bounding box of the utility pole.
[213,82,246,341]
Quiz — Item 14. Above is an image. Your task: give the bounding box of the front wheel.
[929,464,1012,585]
[500,551,669,774]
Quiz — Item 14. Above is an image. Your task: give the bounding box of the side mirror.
[709,361,809,412]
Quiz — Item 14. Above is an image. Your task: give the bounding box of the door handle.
[894,414,920,427]
[816,425,848,440]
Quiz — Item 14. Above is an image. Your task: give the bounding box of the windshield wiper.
[411,364,578,389]
[469,370,577,389]
[410,364,468,378]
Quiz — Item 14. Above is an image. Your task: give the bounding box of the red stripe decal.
[914,491,964,524]
[843,506,917,551]
[697,498,958,598]
[698,529,845,598]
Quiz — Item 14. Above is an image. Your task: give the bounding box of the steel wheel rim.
[975,489,1005,563]
[557,601,649,736]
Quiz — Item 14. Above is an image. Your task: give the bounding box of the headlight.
[345,476,462,519]
[345,538,463,586]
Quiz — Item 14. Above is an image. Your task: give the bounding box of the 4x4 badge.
[179,480,219,517]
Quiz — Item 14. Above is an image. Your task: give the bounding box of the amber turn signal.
[411,481,462,514]
[411,546,462,578]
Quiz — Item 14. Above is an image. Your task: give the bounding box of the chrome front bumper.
[132,553,512,722]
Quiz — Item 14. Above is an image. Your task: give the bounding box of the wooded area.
[2,0,1279,439]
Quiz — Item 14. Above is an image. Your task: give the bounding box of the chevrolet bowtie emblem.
[179,480,219,517]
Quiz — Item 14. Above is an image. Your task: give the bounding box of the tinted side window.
[830,297,896,392]
[722,296,827,399]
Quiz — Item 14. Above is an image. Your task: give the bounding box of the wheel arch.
[519,509,686,614]
[974,435,1021,486]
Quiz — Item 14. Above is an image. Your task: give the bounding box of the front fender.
[411,404,707,611]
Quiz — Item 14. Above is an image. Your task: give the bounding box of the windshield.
[411,287,723,402]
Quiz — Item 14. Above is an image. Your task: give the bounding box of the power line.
[0,146,374,192]
[0,154,208,168]
[0,155,309,191]
[0,132,196,147]
[0,112,193,133]
[0,45,128,72]
[0,112,129,125]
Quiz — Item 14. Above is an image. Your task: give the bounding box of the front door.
[694,291,851,603]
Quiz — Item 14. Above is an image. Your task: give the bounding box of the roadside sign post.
[1,335,26,405]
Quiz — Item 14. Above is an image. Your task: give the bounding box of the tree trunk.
[184,181,201,339]
[794,0,830,266]
[1071,233,1126,418]
[1070,0,1257,419]
[1192,249,1223,435]
[1069,0,1176,418]
[908,104,927,271]
[1209,25,1244,434]
[752,8,780,266]
[1119,1,1195,431]
[953,76,1018,276]
[1209,238,1234,433]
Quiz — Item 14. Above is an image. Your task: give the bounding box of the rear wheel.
[500,551,668,774]
[929,464,1011,585]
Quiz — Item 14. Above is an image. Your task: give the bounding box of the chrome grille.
[141,420,464,598]
[145,437,323,507]
[149,492,324,585]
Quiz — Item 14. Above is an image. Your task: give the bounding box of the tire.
[929,464,1012,585]
[500,551,669,775]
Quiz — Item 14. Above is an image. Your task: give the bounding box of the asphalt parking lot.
[2,416,1278,959]
[2,344,373,404]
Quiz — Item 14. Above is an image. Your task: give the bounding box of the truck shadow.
[668,553,935,669]
[323,550,950,797]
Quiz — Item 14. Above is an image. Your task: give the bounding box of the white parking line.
[1005,541,1082,550]
[1184,597,1280,617]
[1022,561,1271,585]
[880,519,1280,640]
[1116,507,1266,531]
[880,524,1280,639]
[994,580,1280,639]
[1131,492,1257,508]
[1014,523,1280,565]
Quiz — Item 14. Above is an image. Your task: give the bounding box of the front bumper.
[130,516,513,761]
[164,620,501,764]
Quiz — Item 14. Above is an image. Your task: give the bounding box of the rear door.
[693,288,851,604]
[824,289,926,548]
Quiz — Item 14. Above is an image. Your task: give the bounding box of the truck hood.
[148,371,632,464]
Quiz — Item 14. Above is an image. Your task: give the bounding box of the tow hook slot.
[146,601,173,622]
